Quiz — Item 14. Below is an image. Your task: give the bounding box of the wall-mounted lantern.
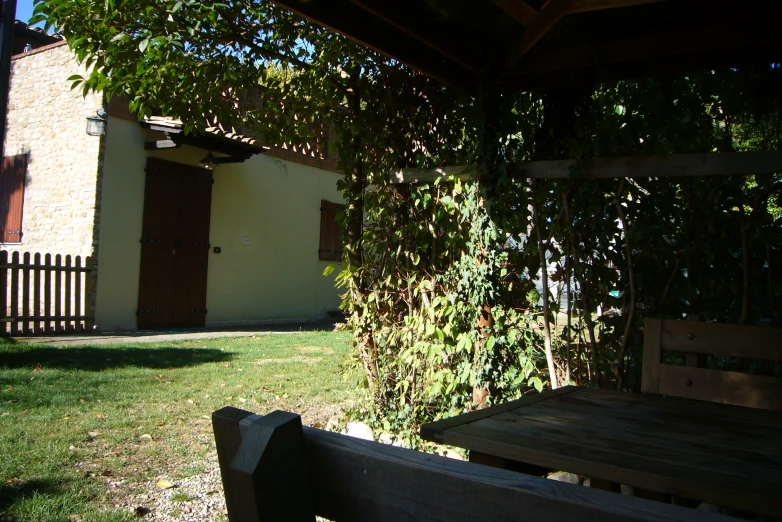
[198,151,217,171]
[86,108,107,136]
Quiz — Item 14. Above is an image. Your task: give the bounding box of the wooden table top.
[420,386,782,517]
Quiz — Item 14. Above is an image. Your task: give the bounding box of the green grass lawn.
[0,330,355,521]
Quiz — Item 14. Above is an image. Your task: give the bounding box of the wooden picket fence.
[0,250,95,335]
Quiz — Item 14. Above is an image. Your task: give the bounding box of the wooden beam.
[517,0,666,56]
[567,0,665,14]
[348,0,478,73]
[519,0,572,56]
[269,0,477,92]
[511,151,782,179]
[491,0,540,26]
[390,165,474,184]
[516,17,782,76]
[390,151,782,183]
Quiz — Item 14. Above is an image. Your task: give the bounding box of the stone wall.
[2,41,104,259]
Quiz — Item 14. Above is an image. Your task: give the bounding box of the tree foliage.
[37,0,782,444]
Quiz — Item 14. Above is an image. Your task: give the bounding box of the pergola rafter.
[271,0,782,93]
[390,151,782,184]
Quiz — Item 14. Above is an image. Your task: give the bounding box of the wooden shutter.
[0,155,27,243]
[319,200,344,261]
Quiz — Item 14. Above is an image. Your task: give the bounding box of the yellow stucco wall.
[95,116,343,330]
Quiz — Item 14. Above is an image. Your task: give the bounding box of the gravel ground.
[114,450,227,521]
[111,405,347,521]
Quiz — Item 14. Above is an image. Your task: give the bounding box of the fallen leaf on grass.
[186,399,194,405]
[68,515,82,522]
[95,414,105,419]
[1,412,9,417]
[156,479,175,489]
[68,445,76,451]
[140,434,153,441]
[88,432,100,439]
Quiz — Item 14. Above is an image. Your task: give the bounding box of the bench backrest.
[212,406,727,522]
[641,318,782,410]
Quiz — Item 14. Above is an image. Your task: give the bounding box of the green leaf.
[529,376,543,393]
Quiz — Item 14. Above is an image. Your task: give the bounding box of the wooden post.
[212,407,315,522]
[10,251,18,335]
[64,255,72,332]
[84,255,95,331]
[54,254,62,332]
[44,253,51,333]
[641,318,663,394]
[33,252,41,334]
[22,252,30,334]
[75,256,82,332]
[213,407,254,520]
[0,250,6,335]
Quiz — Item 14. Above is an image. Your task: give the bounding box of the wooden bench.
[642,318,782,410]
[212,406,730,521]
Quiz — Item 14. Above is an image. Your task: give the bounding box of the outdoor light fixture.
[197,151,250,170]
[198,152,217,170]
[86,108,107,136]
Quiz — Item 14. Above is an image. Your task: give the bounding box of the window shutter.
[0,155,27,243]
[319,200,344,261]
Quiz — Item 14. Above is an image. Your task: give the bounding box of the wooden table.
[420,386,782,517]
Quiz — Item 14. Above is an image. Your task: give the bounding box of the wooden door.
[137,158,213,329]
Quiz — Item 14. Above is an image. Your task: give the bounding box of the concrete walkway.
[12,319,342,346]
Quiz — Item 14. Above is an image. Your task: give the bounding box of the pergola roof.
[271,0,782,93]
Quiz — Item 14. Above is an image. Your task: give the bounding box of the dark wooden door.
[137,158,213,329]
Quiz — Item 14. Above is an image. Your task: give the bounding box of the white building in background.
[2,33,344,331]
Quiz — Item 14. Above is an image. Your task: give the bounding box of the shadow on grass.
[0,477,64,516]
[0,346,234,371]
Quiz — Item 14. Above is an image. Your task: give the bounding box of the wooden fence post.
[0,250,6,335]
[54,254,62,333]
[75,256,82,332]
[44,253,51,333]
[64,255,72,332]
[21,252,30,334]
[213,407,254,520]
[33,252,41,334]
[84,255,97,332]
[212,407,315,522]
[10,251,18,335]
